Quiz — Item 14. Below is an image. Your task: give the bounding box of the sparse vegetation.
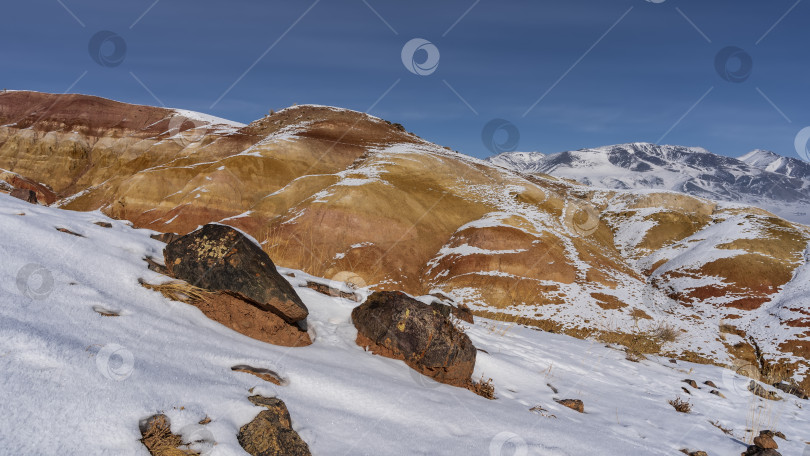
[470,376,495,400]
[650,322,680,344]
[140,414,199,456]
[139,279,207,304]
[709,420,732,436]
[668,397,691,413]
[625,349,646,363]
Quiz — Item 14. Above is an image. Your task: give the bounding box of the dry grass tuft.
[709,420,732,436]
[625,349,646,363]
[668,397,692,413]
[650,322,681,344]
[139,279,208,304]
[470,376,495,400]
[140,414,198,456]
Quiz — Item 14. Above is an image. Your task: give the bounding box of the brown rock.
[772,381,807,399]
[741,446,781,456]
[749,381,782,401]
[704,380,717,388]
[237,396,311,456]
[683,379,699,388]
[232,365,286,385]
[164,224,308,323]
[193,291,310,347]
[753,434,778,449]
[10,188,37,204]
[554,399,585,413]
[759,430,786,441]
[304,280,361,302]
[351,291,476,387]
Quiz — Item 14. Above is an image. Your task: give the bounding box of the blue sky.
[1,0,808,160]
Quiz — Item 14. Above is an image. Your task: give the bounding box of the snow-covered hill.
[487,143,810,225]
[1,193,807,455]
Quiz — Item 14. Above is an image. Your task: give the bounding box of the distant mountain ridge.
[487,143,810,225]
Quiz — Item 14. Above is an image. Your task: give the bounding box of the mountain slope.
[488,143,810,225]
[0,91,809,392]
[0,193,807,455]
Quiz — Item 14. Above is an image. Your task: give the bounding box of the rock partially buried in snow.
[351,291,476,388]
[772,381,807,399]
[238,396,311,456]
[164,224,308,323]
[748,380,781,401]
[10,187,37,204]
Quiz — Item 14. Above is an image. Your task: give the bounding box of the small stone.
[683,379,699,388]
[704,380,717,388]
[238,396,311,456]
[753,434,778,449]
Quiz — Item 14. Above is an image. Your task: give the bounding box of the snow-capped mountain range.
[487,143,810,225]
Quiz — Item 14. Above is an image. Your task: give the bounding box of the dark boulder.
[351,291,476,387]
[164,224,308,323]
[238,396,311,456]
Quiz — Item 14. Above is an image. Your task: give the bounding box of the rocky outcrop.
[10,188,36,203]
[238,396,311,456]
[351,291,476,387]
[164,224,308,323]
[0,169,56,204]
